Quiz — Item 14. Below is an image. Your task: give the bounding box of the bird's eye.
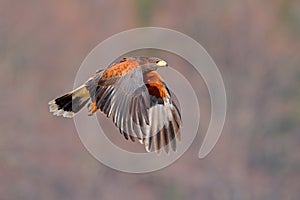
[120,57,126,62]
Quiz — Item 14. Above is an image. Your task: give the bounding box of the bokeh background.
[1,0,300,200]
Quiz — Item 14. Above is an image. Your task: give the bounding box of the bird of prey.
[49,56,181,153]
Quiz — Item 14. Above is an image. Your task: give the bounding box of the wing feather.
[86,65,182,153]
[142,71,182,152]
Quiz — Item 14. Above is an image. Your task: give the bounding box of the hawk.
[49,56,181,153]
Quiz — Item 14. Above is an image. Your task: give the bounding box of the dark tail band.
[49,85,90,118]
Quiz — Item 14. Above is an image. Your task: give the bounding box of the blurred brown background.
[1,0,300,200]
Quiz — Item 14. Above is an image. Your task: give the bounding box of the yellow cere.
[156,60,167,67]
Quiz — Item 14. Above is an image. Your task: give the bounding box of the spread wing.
[86,62,181,153]
[142,71,181,153]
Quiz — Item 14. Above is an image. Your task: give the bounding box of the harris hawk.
[49,56,181,153]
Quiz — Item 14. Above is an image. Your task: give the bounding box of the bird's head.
[152,57,168,68]
[136,56,168,72]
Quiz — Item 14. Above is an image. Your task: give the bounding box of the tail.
[48,85,90,118]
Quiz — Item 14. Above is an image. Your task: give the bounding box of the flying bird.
[49,56,181,153]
